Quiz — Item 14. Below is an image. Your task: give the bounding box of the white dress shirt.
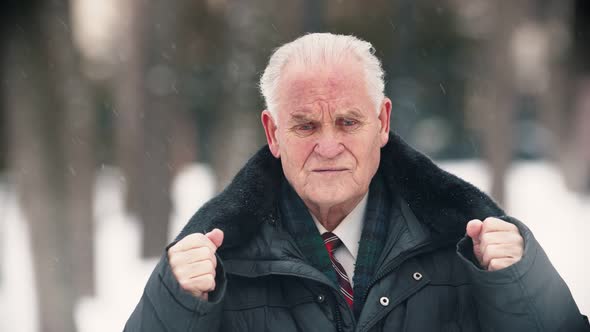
[311,193,368,287]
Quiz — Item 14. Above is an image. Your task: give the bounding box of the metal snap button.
[317,294,325,303]
[379,296,389,306]
[413,272,423,281]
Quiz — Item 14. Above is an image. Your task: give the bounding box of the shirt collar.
[312,193,368,259]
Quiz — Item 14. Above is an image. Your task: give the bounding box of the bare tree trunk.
[4,18,76,332]
[562,0,590,193]
[167,1,202,176]
[114,0,192,256]
[568,79,590,192]
[136,0,195,257]
[3,1,97,329]
[113,0,145,215]
[478,23,514,205]
[534,1,573,162]
[465,2,524,204]
[43,0,96,298]
[170,109,198,175]
[211,0,267,190]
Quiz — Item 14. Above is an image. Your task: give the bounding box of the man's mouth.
[312,168,348,173]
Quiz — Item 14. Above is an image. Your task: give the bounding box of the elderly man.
[125,33,589,331]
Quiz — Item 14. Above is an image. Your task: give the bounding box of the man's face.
[261,58,391,209]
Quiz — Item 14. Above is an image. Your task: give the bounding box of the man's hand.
[167,228,224,300]
[466,217,524,271]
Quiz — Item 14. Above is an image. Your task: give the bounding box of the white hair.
[259,33,385,120]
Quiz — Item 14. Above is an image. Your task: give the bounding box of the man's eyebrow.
[288,110,316,122]
[336,108,366,118]
[287,108,366,122]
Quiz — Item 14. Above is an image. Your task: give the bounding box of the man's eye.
[297,123,315,131]
[338,118,359,127]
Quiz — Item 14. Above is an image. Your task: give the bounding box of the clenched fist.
[466,217,524,271]
[167,228,224,300]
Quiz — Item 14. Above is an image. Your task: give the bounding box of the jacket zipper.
[333,298,344,332]
[267,209,353,331]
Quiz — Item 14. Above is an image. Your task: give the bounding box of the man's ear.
[378,98,392,147]
[261,110,281,158]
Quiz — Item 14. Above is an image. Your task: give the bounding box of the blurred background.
[0,0,589,331]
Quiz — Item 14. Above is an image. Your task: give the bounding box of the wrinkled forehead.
[275,60,369,115]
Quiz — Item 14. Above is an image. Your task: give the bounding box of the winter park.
[1,1,590,331]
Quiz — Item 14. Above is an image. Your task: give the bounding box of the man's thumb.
[466,219,483,244]
[205,228,224,248]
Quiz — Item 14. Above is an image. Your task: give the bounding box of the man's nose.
[314,133,344,159]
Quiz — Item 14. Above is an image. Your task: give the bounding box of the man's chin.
[306,191,352,207]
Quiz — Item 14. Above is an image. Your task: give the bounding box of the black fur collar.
[178,133,504,249]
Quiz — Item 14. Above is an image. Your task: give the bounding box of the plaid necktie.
[322,232,354,309]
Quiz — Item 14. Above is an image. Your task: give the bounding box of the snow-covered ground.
[0,160,588,331]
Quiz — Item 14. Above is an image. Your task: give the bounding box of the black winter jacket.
[125,133,589,332]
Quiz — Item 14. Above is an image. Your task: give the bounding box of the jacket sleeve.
[124,251,227,332]
[457,216,590,332]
